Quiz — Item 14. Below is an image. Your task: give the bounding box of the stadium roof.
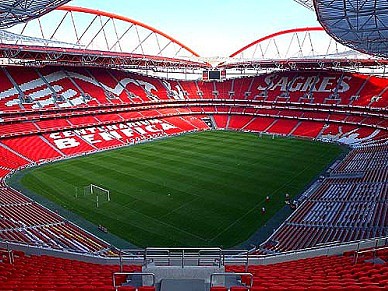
[0,0,71,28]
[0,2,387,73]
[293,0,314,10]
[294,0,388,59]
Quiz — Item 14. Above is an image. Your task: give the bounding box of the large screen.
[208,70,221,80]
[203,70,225,81]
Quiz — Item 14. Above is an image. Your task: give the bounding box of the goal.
[83,184,111,207]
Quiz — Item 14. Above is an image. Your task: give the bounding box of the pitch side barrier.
[0,236,386,268]
[144,247,224,268]
[117,236,388,269]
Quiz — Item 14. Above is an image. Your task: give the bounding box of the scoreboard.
[202,70,226,81]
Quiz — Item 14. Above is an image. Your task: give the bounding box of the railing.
[210,272,253,289]
[0,247,14,264]
[112,272,155,291]
[240,236,388,267]
[116,248,251,269]
[143,247,223,268]
[354,238,388,264]
[0,240,127,266]
[117,236,387,269]
[1,98,386,139]
[1,235,387,268]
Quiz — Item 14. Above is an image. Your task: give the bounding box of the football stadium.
[0,0,387,290]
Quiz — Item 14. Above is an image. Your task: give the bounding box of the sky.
[67,0,321,57]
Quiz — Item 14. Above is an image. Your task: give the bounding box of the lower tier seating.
[222,253,387,290]
[0,146,29,169]
[0,250,141,290]
[2,135,62,162]
[259,145,387,253]
[1,249,386,290]
[0,111,385,259]
[0,116,211,253]
[0,187,113,254]
[292,121,325,138]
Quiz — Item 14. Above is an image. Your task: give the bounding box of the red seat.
[230,287,249,291]
[138,287,156,291]
[210,287,228,291]
[240,275,252,286]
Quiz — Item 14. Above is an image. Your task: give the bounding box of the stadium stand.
[0,121,37,136]
[0,146,29,169]
[0,249,141,290]
[0,69,21,111]
[0,185,114,254]
[292,121,326,138]
[0,1,387,288]
[0,65,386,290]
[224,253,388,290]
[0,247,386,290]
[258,144,387,253]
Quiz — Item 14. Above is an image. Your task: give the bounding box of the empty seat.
[230,286,249,291]
[138,287,156,291]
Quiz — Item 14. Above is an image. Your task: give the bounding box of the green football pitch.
[19,131,344,248]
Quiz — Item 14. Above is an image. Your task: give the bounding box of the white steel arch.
[229,27,365,60]
[3,5,200,60]
[219,27,387,72]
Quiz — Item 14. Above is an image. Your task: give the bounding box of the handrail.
[112,272,155,291]
[1,104,385,139]
[354,244,388,264]
[144,247,223,268]
[251,235,388,258]
[0,246,14,264]
[1,97,384,119]
[1,235,387,268]
[210,272,254,288]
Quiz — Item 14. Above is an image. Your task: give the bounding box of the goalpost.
[83,184,111,207]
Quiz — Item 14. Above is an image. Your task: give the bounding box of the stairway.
[160,279,207,291]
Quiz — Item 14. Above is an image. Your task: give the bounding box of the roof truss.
[314,0,388,58]
[0,0,71,28]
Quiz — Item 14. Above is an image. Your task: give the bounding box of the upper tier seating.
[87,68,124,104]
[38,66,86,108]
[5,67,48,111]
[108,70,152,103]
[0,67,387,111]
[0,69,21,111]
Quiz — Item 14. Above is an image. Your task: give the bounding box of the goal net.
[83,184,111,207]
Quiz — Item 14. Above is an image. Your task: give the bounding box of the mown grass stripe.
[19,131,344,247]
